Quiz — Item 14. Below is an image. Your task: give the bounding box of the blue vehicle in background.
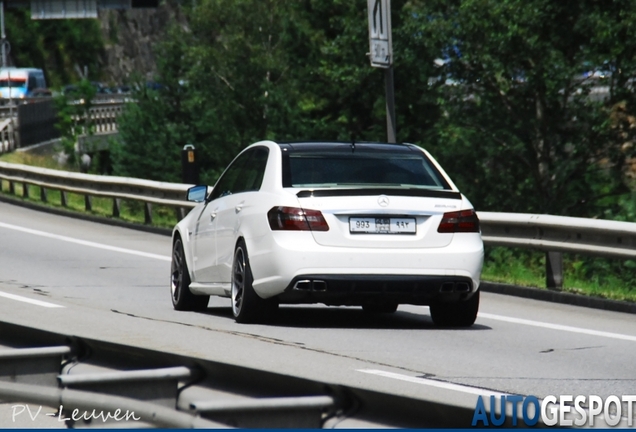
[0,68,47,99]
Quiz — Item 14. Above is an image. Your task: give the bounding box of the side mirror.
[186,185,208,203]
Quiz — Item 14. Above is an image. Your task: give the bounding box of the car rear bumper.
[278,274,477,306]
[247,231,484,302]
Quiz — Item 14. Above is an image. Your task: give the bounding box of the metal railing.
[89,102,123,134]
[478,212,636,288]
[0,93,131,108]
[479,212,636,259]
[0,161,195,224]
[0,98,125,155]
[0,321,474,428]
[1,160,636,288]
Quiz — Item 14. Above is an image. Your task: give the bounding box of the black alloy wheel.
[231,240,277,323]
[171,237,209,311]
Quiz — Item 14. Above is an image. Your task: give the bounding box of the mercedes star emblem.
[378,195,390,207]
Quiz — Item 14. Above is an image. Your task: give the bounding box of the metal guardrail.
[479,212,636,259]
[0,321,474,428]
[0,161,195,224]
[479,212,636,288]
[1,160,636,286]
[0,382,226,428]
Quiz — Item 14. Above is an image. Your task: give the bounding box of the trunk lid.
[296,188,463,249]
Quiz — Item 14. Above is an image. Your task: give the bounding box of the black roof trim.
[278,141,418,153]
[296,188,462,200]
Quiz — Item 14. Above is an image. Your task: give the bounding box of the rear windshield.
[283,150,451,189]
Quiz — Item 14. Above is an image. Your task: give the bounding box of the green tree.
[111,25,194,183]
[54,79,98,167]
[113,0,400,183]
[112,0,636,223]
[408,0,636,217]
[5,7,104,87]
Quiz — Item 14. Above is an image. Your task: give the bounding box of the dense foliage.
[113,0,636,222]
[4,7,104,87]
[419,0,636,217]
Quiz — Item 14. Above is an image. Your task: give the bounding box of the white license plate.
[349,217,416,234]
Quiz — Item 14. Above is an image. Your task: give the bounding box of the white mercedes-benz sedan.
[171,141,483,326]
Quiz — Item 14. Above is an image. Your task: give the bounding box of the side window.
[234,147,269,192]
[208,146,270,201]
[207,149,255,201]
[27,75,37,91]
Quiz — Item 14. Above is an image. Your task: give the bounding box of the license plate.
[349,217,416,234]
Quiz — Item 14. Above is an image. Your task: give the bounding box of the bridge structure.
[0,94,126,155]
[2,0,158,20]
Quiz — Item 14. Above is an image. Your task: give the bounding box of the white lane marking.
[0,290,64,308]
[479,312,636,342]
[357,369,510,397]
[0,221,170,261]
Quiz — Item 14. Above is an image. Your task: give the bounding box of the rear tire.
[430,290,479,327]
[231,240,277,323]
[171,237,209,311]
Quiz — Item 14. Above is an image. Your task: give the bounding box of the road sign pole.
[368,0,396,143]
[1,1,7,68]
[385,66,396,143]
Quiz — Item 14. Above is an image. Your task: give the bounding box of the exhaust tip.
[293,280,328,291]
[293,280,312,290]
[455,282,470,293]
[440,282,454,293]
[313,280,327,291]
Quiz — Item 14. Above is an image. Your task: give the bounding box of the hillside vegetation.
[4,6,104,87]
[113,0,636,221]
[109,0,636,297]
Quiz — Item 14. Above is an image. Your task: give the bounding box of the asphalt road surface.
[1,201,635,426]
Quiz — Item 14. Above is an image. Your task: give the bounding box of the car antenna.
[350,134,356,152]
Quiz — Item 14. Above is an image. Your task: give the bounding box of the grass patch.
[483,247,636,303]
[0,151,68,170]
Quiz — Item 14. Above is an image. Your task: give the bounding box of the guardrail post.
[546,251,563,290]
[85,195,92,212]
[40,186,47,203]
[144,203,152,224]
[113,198,121,217]
[175,207,185,221]
[22,182,28,198]
[8,179,14,194]
[61,190,68,207]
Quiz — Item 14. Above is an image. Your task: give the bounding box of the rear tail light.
[268,206,329,231]
[437,209,480,233]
